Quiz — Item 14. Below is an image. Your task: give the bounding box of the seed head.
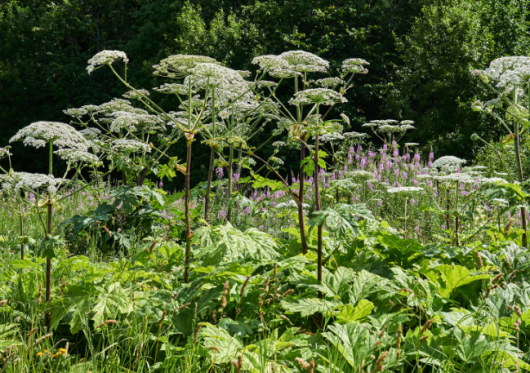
[239,275,251,298]
[280,314,294,325]
[420,318,434,335]
[397,323,402,349]
[35,333,53,345]
[476,252,483,268]
[221,281,229,309]
[95,320,119,329]
[492,273,504,283]
[37,283,42,305]
[158,310,167,330]
[374,351,388,372]
[193,324,203,344]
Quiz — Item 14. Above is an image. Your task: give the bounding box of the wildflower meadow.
[1,46,530,373]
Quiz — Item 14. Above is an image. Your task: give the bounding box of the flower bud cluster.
[87,50,129,74]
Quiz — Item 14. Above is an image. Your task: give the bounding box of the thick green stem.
[183,140,193,284]
[514,90,528,247]
[204,147,215,222]
[315,133,323,299]
[227,146,234,222]
[404,197,408,235]
[19,213,24,260]
[45,140,53,330]
[455,182,459,246]
[298,134,308,255]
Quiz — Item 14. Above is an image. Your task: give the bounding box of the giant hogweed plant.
[80,49,372,285]
[472,56,530,248]
[0,121,117,329]
[250,53,370,256]
[77,50,287,283]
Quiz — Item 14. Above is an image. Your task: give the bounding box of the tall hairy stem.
[204,147,215,222]
[183,140,193,284]
[205,89,216,223]
[314,133,323,299]
[227,146,234,222]
[45,140,53,330]
[455,182,459,246]
[19,213,24,260]
[514,119,528,247]
[46,205,52,331]
[404,197,408,234]
[298,134,308,255]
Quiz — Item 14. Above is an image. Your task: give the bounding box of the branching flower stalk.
[314,128,323,299]
[473,58,530,247]
[251,53,367,255]
[3,120,115,330]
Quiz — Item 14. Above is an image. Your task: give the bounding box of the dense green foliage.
[3,1,530,372]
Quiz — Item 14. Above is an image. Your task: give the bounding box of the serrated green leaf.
[280,297,340,317]
[336,299,374,323]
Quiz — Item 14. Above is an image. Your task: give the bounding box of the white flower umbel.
[0,147,11,158]
[111,139,151,153]
[464,165,488,171]
[483,56,530,82]
[153,55,219,78]
[123,89,150,99]
[400,124,416,131]
[54,149,99,165]
[63,108,88,117]
[87,50,129,74]
[10,122,89,151]
[362,122,379,128]
[340,113,350,125]
[434,173,474,184]
[341,58,370,74]
[491,198,509,207]
[154,83,194,95]
[289,88,347,106]
[431,156,467,169]
[343,131,368,139]
[378,124,404,133]
[110,112,165,133]
[279,51,330,73]
[0,172,64,192]
[362,119,398,128]
[252,55,289,71]
[316,77,342,88]
[347,170,375,181]
[79,128,101,140]
[268,69,301,79]
[496,66,530,88]
[481,177,508,184]
[188,63,245,86]
[320,132,345,142]
[95,98,147,115]
[236,70,251,78]
[257,80,278,89]
[387,186,424,196]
